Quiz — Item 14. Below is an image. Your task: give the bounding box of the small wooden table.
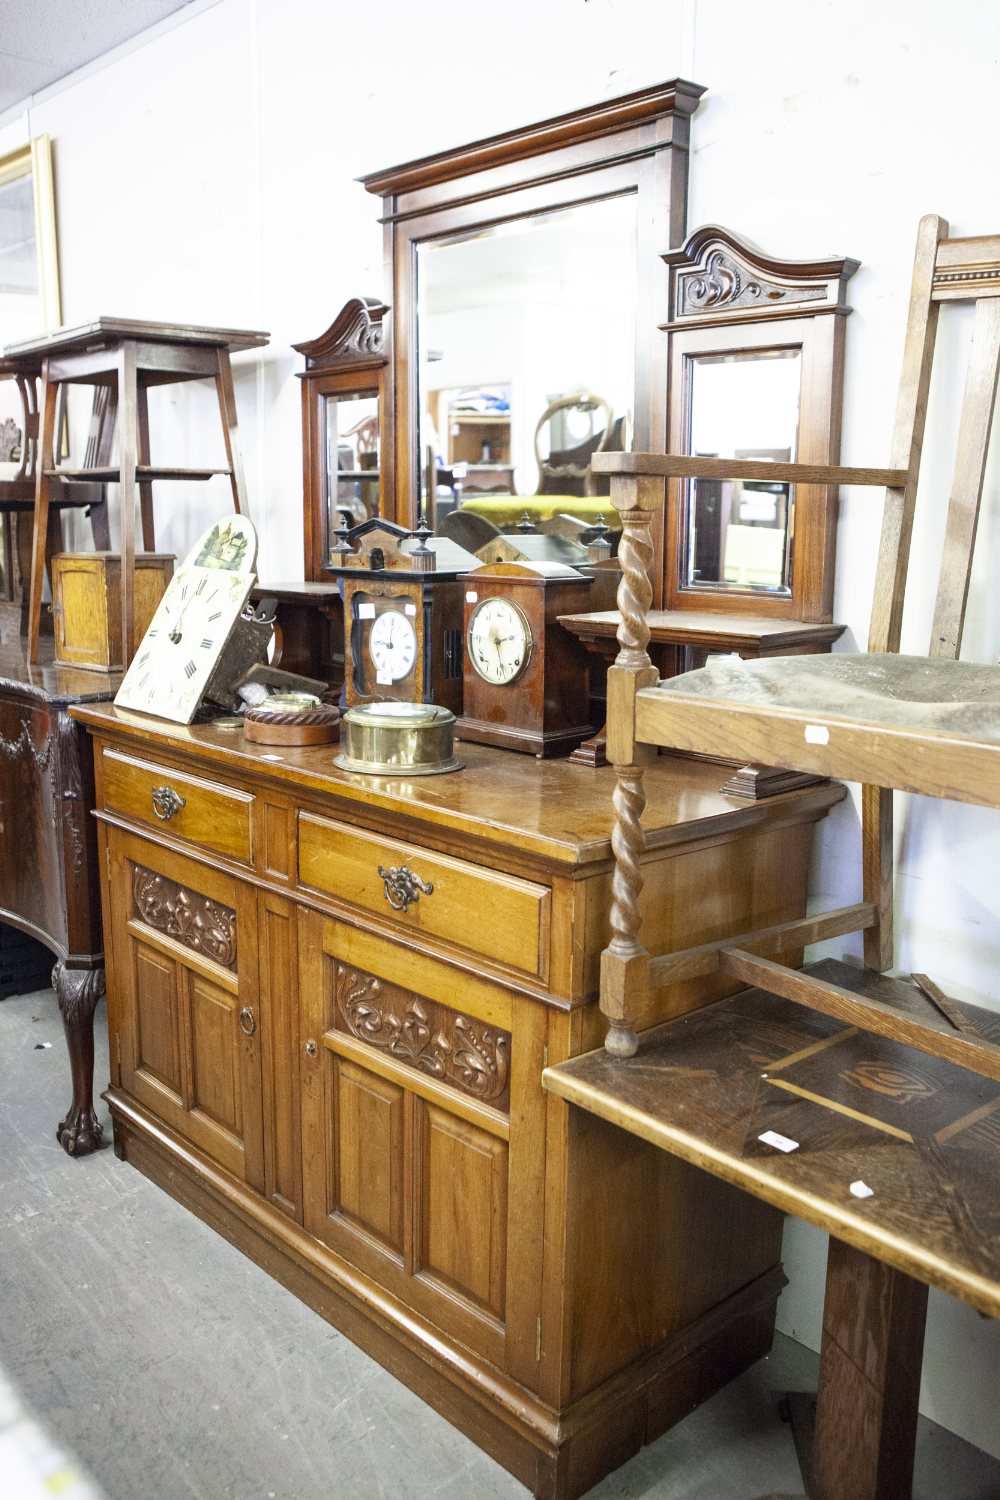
[4,318,268,668]
[544,959,1000,1500]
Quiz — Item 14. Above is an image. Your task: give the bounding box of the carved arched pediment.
[293,296,389,369]
[663,226,859,327]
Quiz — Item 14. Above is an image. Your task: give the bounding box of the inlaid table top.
[544,958,1000,1318]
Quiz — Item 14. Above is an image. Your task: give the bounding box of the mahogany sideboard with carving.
[72,701,843,1498]
[0,640,116,1154]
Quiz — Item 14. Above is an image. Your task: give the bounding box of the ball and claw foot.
[57,1106,104,1156]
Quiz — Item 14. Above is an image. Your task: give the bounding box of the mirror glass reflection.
[325,391,380,533]
[416,195,636,547]
[682,348,801,595]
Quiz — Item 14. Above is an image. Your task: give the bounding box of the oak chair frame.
[596,214,1000,1068]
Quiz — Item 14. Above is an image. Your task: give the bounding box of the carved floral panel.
[334,962,511,1112]
[131,863,237,970]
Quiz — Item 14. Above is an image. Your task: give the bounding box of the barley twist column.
[601,477,660,1057]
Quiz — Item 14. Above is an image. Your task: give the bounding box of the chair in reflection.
[534,392,615,497]
[458,392,626,533]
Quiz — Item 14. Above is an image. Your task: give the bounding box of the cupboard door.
[415,1101,508,1324]
[299,912,513,1365]
[108,829,265,1192]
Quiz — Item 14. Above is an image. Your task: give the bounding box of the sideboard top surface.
[72,702,844,869]
[0,638,120,708]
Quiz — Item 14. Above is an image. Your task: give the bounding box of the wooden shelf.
[544,957,1000,1318]
[44,466,232,483]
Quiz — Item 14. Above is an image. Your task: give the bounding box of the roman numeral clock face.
[467,598,533,685]
[115,566,253,723]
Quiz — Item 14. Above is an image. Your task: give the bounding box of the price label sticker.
[757,1130,799,1154]
[376,669,393,686]
[805,725,829,745]
[465,591,478,604]
[358,602,376,619]
[404,602,417,615]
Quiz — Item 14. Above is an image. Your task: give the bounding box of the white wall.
[3,0,999,1461]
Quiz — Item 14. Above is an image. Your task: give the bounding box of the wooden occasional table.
[544,959,1000,1500]
[0,636,116,1154]
[3,318,268,668]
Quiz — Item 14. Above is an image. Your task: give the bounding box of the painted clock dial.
[467,598,533,685]
[115,514,258,725]
[368,608,418,684]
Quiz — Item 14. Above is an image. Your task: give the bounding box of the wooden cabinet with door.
[77,702,843,1499]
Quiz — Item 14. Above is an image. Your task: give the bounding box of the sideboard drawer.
[101,748,254,865]
[298,813,549,979]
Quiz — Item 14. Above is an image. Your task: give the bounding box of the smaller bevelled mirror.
[325,392,380,530]
[663,227,858,620]
[683,348,801,594]
[294,297,389,579]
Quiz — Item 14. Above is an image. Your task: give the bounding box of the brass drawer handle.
[151,785,186,821]
[239,1006,256,1036]
[377,863,433,913]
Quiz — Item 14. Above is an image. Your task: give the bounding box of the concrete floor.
[3,987,1000,1500]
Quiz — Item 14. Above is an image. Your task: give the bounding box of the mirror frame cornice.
[661,225,859,622]
[360,79,705,599]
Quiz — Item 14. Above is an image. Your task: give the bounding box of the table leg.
[812,1237,928,1500]
[116,341,139,667]
[52,959,106,1157]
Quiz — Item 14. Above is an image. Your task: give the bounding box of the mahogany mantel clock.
[457,560,594,756]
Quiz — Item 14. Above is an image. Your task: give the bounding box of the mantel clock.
[457,560,594,756]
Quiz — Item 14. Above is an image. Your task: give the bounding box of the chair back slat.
[867,214,948,655]
[929,297,1000,660]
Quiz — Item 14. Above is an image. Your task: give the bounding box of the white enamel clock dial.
[369,608,418,684]
[467,598,533,685]
[115,565,254,723]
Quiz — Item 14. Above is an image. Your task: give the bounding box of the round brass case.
[334,702,463,776]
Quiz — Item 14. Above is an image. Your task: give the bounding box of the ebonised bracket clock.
[326,518,477,713]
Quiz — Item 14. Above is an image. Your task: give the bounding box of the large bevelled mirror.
[362,79,705,595]
[415,195,636,535]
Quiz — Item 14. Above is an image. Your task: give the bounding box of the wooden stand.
[3,318,268,669]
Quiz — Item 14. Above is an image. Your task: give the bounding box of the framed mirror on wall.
[296,297,390,580]
[662,226,860,622]
[360,79,705,599]
[0,135,62,602]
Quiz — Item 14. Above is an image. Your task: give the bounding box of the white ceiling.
[0,0,199,118]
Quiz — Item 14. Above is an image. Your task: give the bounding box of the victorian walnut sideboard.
[72,701,842,1497]
[0,640,114,1155]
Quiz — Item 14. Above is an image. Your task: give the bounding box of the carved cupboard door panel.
[107,828,265,1192]
[299,912,521,1369]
